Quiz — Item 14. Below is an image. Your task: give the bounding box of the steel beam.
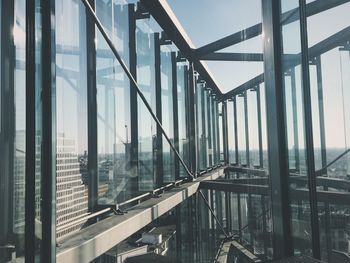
[139,0,222,98]
[195,24,262,57]
[224,25,350,99]
[56,168,225,263]
[199,52,264,62]
[195,0,349,57]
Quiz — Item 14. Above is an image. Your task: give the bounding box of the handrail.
[316,148,350,176]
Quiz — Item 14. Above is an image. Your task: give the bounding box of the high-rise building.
[56,136,88,240]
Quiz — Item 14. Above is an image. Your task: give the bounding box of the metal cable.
[81,0,194,179]
[81,0,229,240]
[198,190,230,238]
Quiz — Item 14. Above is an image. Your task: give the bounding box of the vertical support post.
[184,65,190,172]
[262,0,292,258]
[128,4,139,193]
[315,56,327,171]
[256,87,264,168]
[233,97,239,165]
[244,90,254,245]
[0,0,15,250]
[25,0,36,260]
[199,84,207,170]
[315,55,331,260]
[290,68,300,171]
[207,95,213,167]
[188,62,197,177]
[244,91,250,167]
[261,196,268,257]
[299,0,321,259]
[233,96,242,237]
[222,101,229,165]
[172,52,180,180]
[86,0,98,212]
[41,0,56,261]
[154,32,163,187]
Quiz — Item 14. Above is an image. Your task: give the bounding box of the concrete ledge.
[56,167,225,263]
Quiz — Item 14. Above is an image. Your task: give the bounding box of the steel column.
[0,0,15,251]
[86,0,98,212]
[290,68,300,171]
[154,32,163,187]
[262,0,292,258]
[315,55,331,260]
[40,0,56,261]
[128,4,139,194]
[256,87,264,168]
[172,52,180,180]
[25,0,36,260]
[299,0,321,258]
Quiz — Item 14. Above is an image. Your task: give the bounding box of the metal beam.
[196,24,262,57]
[139,0,222,98]
[200,181,269,196]
[224,25,350,100]
[199,52,264,62]
[195,0,349,57]
[56,168,225,263]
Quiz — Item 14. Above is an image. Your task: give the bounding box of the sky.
[166,0,350,149]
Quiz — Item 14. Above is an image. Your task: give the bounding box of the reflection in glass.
[55,0,88,240]
[176,62,189,177]
[160,46,174,183]
[136,18,156,191]
[96,1,132,204]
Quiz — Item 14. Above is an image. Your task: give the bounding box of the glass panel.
[177,62,189,177]
[218,102,224,162]
[227,100,235,164]
[136,18,156,191]
[212,98,220,165]
[55,0,89,240]
[206,93,213,167]
[196,82,206,170]
[306,2,350,261]
[260,83,269,169]
[237,94,247,166]
[96,0,132,204]
[35,0,43,259]
[280,0,312,255]
[160,46,174,183]
[247,89,259,168]
[0,0,27,260]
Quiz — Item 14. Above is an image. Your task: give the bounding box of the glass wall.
[95,1,132,204]
[280,0,313,255]
[136,17,157,191]
[176,61,190,177]
[306,1,350,261]
[160,45,174,183]
[0,0,27,261]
